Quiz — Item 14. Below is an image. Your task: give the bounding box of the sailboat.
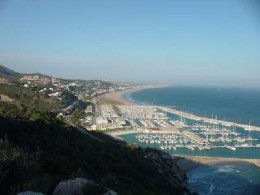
[246,120,253,146]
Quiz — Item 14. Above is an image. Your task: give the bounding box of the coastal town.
[1,67,260,152]
[26,74,250,153]
[1,67,260,194]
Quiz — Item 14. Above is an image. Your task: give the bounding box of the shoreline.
[95,84,169,106]
[99,85,260,170]
[175,155,260,172]
[101,85,260,131]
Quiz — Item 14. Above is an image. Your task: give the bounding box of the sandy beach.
[95,84,167,105]
[175,155,260,172]
[96,89,137,105]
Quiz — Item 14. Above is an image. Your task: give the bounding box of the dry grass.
[0,94,14,102]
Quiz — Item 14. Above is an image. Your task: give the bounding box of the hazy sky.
[0,0,259,87]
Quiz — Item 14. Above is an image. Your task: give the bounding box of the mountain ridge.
[0,64,21,80]
[0,65,115,87]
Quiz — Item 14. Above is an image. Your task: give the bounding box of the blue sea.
[122,86,260,194]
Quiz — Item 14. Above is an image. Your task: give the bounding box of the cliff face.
[51,151,188,195]
[145,151,187,189]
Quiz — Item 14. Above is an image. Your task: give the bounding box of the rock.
[53,178,117,195]
[17,192,44,195]
[53,178,91,195]
[103,190,117,195]
[145,151,188,191]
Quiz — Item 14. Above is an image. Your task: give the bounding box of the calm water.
[122,86,260,194]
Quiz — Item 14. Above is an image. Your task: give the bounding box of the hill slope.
[0,65,117,90]
[0,84,188,194]
[0,65,21,80]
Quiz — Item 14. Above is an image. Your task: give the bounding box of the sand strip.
[95,84,168,105]
[175,155,260,172]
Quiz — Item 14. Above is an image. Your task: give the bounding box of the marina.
[96,105,260,152]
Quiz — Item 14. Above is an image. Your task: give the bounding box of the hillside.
[0,84,188,194]
[0,65,21,80]
[0,65,117,89]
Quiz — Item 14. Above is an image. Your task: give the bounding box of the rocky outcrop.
[53,178,117,195]
[145,151,188,193]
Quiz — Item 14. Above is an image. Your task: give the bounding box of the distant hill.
[0,65,117,89]
[0,65,21,80]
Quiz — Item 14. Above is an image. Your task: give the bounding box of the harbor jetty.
[158,106,260,131]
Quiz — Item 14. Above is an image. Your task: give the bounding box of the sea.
[121,86,260,195]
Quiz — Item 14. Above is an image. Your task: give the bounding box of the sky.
[0,0,259,87]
